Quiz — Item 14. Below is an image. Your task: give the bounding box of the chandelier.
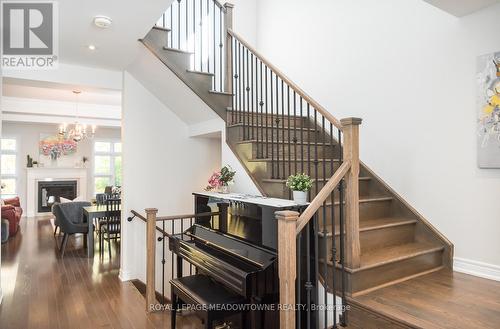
[59,90,96,142]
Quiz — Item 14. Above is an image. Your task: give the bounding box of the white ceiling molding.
[423,0,500,16]
[2,113,121,128]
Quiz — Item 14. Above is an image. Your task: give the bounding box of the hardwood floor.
[350,269,500,329]
[0,216,201,329]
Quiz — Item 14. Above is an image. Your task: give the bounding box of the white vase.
[293,190,307,204]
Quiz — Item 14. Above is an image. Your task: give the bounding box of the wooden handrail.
[228,28,342,130]
[295,160,351,234]
[156,211,220,222]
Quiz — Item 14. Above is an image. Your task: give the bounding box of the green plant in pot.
[286,173,313,204]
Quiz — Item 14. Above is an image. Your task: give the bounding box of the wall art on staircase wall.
[477,51,500,168]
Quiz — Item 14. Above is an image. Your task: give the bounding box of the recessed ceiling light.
[93,15,112,29]
[88,44,96,51]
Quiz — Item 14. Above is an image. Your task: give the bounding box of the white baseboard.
[119,268,134,282]
[454,257,500,282]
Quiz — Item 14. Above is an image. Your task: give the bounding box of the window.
[1,138,17,198]
[93,141,122,194]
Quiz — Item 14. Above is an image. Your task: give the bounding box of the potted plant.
[286,173,313,204]
[205,165,236,193]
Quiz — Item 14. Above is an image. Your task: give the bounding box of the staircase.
[139,0,453,326]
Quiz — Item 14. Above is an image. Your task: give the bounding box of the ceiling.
[58,0,173,70]
[3,78,121,105]
[423,0,500,16]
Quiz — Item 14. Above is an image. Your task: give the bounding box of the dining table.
[83,204,121,257]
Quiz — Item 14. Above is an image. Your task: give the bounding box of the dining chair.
[52,201,91,258]
[100,198,121,258]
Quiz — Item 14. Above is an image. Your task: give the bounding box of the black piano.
[168,192,307,329]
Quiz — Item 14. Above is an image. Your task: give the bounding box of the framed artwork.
[39,134,77,160]
[477,51,500,168]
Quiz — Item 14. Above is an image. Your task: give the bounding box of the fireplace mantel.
[26,167,88,217]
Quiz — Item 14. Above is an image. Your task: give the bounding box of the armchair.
[52,201,91,257]
[1,197,23,236]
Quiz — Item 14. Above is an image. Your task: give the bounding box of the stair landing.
[348,269,500,329]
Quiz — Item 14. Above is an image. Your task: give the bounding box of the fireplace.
[37,180,77,213]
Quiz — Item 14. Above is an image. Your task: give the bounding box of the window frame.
[92,139,122,195]
[1,137,18,198]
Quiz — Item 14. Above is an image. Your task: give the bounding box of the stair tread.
[359,242,444,271]
[319,217,418,237]
[163,46,193,54]
[325,241,444,272]
[186,69,214,76]
[324,196,394,206]
[209,90,233,96]
[236,139,336,146]
[248,157,340,162]
[153,25,171,32]
[227,123,316,132]
[262,177,371,183]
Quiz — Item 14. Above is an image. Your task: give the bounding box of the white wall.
[231,0,258,46]
[1,121,121,210]
[120,72,221,282]
[255,0,500,269]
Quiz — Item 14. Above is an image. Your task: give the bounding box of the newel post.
[224,3,234,94]
[340,118,362,269]
[145,208,158,312]
[276,210,299,329]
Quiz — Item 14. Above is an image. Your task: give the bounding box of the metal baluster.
[270,71,275,178]
[170,6,173,47]
[238,42,242,125]
[305,221,312,329]
[255,55,259,149]
[177,0,181,49]
[338,130,347,326]
[307,104,311,190]
[297,233,302,328]
[322,117,328,328]
[190,217,194,275]
[245,48,250,140]
[212,1,216,86]
[294,91,298,176]
[331,123,337,329]
[287,85,291,186]
[259,60,264,158]
[186,0,188,50]
[314,110,318,203]
[275,75,280,179]
[281,80,285,179]
[265,66,269,158]
[250,53,254,140]
[206,0,209,72]
[314,214,320,328]
[171,220,175,278]
[300,97,304,173]
[192,0,196,68]
[219,8,223,91]
[162,220,166,305]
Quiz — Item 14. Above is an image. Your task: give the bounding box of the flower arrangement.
[286,173,313,192]
[39,136,77,160]
[205,165,236,192]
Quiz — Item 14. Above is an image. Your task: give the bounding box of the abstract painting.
[39,135,77,160]
[477,51,500,168]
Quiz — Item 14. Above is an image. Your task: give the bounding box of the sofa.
[1,197,23,236]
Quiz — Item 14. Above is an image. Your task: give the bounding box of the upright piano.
[168,192,306,329]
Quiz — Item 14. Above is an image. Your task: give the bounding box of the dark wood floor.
[0,216,201,329]
[352,269,500,329]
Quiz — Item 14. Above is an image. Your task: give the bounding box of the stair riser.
[227,113,310,128]
[318,224,417,261]
[317,199,395,224]
[248,160,339,179]
[324,249,444,295]
[262,178,372,199]
[227,125,335,143]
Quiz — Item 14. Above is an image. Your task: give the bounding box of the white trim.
[118,269,134,282]
[0,288,3,305]
[454,257,500,282]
